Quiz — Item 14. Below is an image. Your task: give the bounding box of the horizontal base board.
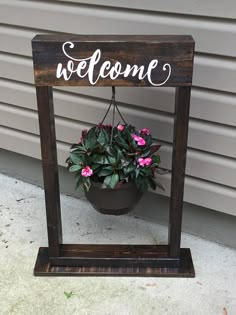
[34,245,195,277]
[49,244,180,268]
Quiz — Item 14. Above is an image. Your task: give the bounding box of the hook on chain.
[112,86,115,98]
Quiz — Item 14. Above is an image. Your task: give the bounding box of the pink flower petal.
[132,134,139,141]
[139,128,150,135]
[144,157,152,166]
[132,134,146,146]
[137,138,146,146]
[81,166,93,177]
[117,124,124,132]
[138,158,145,167]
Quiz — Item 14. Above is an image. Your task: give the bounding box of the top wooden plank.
[32,35,195,87]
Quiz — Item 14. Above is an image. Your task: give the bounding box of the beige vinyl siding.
[57,0,236,20]
[1,1,236,57]
[0,0,236,214]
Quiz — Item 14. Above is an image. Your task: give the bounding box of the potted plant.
[66,89,165,215]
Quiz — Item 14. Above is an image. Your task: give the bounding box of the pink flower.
[137,138,146,146]
[117,124,124,132]
[82,129,87,136]
[98,123,105,129]
[132,134,139,141]
[138,158,145,167]
[139,128,150,135]
[138,157,153,167]
[144,157,152,166]
[132,134,146,146]
[81,166,93,177]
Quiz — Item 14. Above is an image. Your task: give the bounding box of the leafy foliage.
[66,124,164,192]
[64,291,74,299]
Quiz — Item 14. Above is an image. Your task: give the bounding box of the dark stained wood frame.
[32,35,195,277]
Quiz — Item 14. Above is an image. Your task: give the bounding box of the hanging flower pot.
[66,87,165,215]
[84,181,142,215]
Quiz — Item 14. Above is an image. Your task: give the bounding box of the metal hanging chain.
[110,96,116,144]
[100,95,113,125]
[100,86,127,126]
[99,86,128,144]
[112,86,127,126]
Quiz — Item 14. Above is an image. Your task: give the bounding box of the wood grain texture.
[49,244,179,268]
[168,87,191,257]
[32,35,194,87]
[36,86,62,257]
[32,35,195,277]
[34,246,195,277]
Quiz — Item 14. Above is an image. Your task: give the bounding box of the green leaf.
[144,134,152,146]
[139,168,146,176]
[104,173,119,189]
[114,134,129,150]
[97,168,113,177]
[83,177,91,191]
[121,158,133,168]
[127,132,137,147]
[105,145,116,156]
[138,177,149,192]
[71,146,87,153]
[90,153,99,162]
[69,165,82,172]
[87,126,97,139]
[91,163,101,171]
[95,155,109,165]
[135,176,142,189]
[83,139,91,150]
[148,177,157,190]
[124,164,136,175]
[144,168,152,176]
[84,136,97,150]
[119,173,127,180]
[97,129,109,146]
[116,147,124,161]
[152,155,161,164]
[110,173,120,189]
[141,149,150,158]
[64,291,73,299]
[104,175,112,187]
[70,143,81,149]
[70,152,85,165]
[75,175,83,190]
[107,155,117,164]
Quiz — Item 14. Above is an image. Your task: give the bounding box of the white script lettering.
[56,41,171,86]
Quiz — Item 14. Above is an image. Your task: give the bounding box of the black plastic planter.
[84,181,143,215]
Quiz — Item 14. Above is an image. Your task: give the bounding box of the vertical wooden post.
[36,86,62,257]
[168,86,191,257]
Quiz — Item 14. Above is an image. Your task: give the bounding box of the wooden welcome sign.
[32,35,195,277]
[32,35,194,86]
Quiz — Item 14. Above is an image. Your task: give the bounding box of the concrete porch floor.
[0,173,235,315]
